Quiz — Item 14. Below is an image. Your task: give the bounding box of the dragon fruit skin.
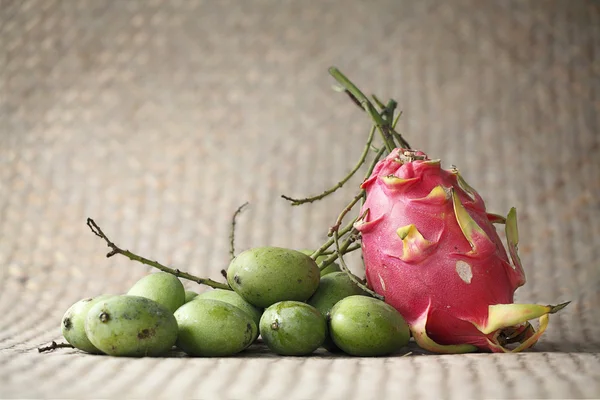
[355,148,567,353]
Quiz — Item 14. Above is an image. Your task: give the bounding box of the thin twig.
[314,243,361,257]
[328,191,365,236]
[392,110,403,129]
[281,125,376,205]
[310,217,357,261]
[86,218,231,290]
[317,242,361,271]
[318,233,357,271]
[38,341,74,353]
[383,100,406,147]
[229,202,249,259]
[361,144,387,208]
[338,242,361,254]
[317,249,335,256]
[333,228,383,300]
[365,147,386,180]
[390,110,407,147]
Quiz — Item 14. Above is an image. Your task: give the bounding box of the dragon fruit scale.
[354,148,568,353]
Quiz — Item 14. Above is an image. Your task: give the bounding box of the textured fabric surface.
[1,0,599,398]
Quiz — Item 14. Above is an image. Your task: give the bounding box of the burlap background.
[1,0,599,398]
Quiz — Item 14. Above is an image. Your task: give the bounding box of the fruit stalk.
[86,218,231,290]
[332,226,382,300]
[328,67,407,151]
[315,243,361,271]
[281,125,376,205]
[310,217,357,261]
[229,202,249,260]
[283,68,408,275]
[38,341,74,353]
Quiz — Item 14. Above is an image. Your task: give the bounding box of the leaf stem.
[86,218,231,290]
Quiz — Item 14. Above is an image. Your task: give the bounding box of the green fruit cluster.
[61,247,410,357]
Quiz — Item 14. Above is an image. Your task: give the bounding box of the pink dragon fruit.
[355,148,568,353]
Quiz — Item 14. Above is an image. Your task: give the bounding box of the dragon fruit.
[355,148,568,353]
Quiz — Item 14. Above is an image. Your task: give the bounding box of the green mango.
[85,295,178,357]
[329,295,410,356]
[61,294,113,354]
[308,272,369,317]
[195,289,262,339]
[259,301,326,356]
[308,272,369,352]
[175,299,257,357]
[184,290,199,303]
[227,247,320,308]
[127,272,185,313]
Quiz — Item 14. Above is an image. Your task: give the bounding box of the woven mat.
[1,0,599,398]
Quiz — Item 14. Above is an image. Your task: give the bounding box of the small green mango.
[227,247,320,308]
[195,289,262,340]
[174,299,257,357]
[85,295,178,357]
[308,272,369,317]
[184,290,199,303]
[299,249,341,277]
[307,272,369,352]
[329,295,410,356]
[61,294,113,353]
[259,301,326,356]
[127,272,185,313]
